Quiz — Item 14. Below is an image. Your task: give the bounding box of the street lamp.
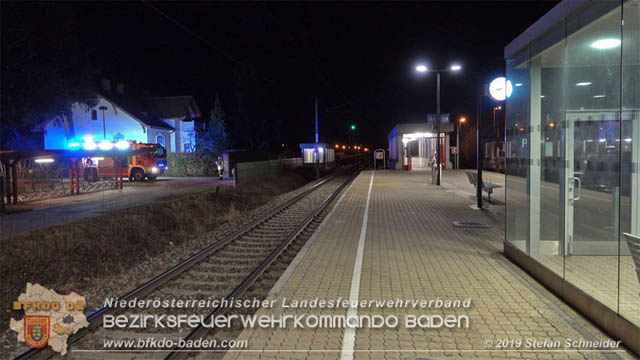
[457,117,466,169]
[493,106,502,159]
[415,63,462,185]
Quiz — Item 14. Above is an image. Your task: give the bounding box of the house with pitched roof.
[35,81,202,152]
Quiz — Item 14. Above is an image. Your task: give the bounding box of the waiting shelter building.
[503,0,640,353]
[387,122,454,170]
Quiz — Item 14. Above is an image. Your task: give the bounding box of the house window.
[91,109,98,120]
[156,134,165,147]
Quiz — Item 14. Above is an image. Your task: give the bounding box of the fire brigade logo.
[10,283,89,355]
[24,315,50,348]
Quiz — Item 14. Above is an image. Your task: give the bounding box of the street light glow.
[416,65,427,72]
[450,64,461,71]
[460,117,466,123]
[591,39,621,49]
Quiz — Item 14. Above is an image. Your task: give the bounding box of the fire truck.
[83,141,167,182]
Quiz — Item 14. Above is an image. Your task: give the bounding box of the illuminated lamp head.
[489,77,513,101]
[98,140,114,151]
[115,140,130,150]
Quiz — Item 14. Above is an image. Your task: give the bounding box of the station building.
[387,123,454,170]
[503,0,639,353]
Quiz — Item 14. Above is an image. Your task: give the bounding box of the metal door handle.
[572,176,581,201]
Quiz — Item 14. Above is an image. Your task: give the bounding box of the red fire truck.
[83,141,167,182]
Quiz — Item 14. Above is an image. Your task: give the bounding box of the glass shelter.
[504,0,639,353]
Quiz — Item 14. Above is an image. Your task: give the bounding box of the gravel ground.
[0,177,324,358]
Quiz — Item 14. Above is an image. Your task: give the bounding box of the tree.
[0,2,97,150]
[197,94,229,154]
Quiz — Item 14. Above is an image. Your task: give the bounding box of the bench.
[465,171,502,203]
[623,233,640,295]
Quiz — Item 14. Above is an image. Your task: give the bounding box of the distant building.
[34,86,201,152]
[387,123,454,170]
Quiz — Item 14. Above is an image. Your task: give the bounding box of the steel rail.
[14,174,338,360]
[164,170,358,360]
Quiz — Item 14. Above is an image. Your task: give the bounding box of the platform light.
[593,94,606,98]
[68,142,81,150]
[489,77,513,101]
[515,83,523,87]
[91,157,104,162]
[416,65,428,72]
[98,140,114,151]
[576,82,592,86]
[115,140,130,150]
[624,138,632,143]
[450,64,462,71]
[591,39,621,49]
[35,158,54,163]
[83,140,97,150]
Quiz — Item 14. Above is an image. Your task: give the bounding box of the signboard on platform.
[427,113,450,124]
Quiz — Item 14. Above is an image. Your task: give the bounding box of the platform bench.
[465,171,501,203]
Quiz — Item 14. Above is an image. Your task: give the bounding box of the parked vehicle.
[83,141,167,182]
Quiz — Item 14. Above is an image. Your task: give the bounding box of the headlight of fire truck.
[152,167,159,173]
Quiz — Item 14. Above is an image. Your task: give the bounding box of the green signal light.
[350,124,356,131]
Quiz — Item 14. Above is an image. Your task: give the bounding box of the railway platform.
[224,170,632,360]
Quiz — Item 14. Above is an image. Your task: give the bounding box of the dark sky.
[71,1,558,149]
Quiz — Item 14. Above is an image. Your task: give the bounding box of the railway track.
[14,168,359,360]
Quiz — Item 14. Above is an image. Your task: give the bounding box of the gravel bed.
[1,176,327,358]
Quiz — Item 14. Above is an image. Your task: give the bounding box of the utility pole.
[436,72,441,185]
[476,79,483,209]
[315,96,320,180]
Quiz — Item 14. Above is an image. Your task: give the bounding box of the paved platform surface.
[224,170,633,360]
[0,177,231,239]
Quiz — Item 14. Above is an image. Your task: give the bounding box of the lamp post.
[99,106,109,140]
[415,63,461,185]
[457,117,466,169]
[493,106,502,159]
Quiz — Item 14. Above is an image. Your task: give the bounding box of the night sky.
[7,1,559,150]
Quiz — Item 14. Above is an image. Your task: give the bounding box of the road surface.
[0,177,232,240]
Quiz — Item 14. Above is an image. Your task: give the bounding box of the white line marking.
[73,350,629,353]
[340,171,374,360]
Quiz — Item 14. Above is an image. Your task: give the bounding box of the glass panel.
[506,50,530,253]
[564,4,622,313]
[620,0,640,327]
[529,22,567,276]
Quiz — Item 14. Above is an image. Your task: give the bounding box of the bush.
[166,152,219,177]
